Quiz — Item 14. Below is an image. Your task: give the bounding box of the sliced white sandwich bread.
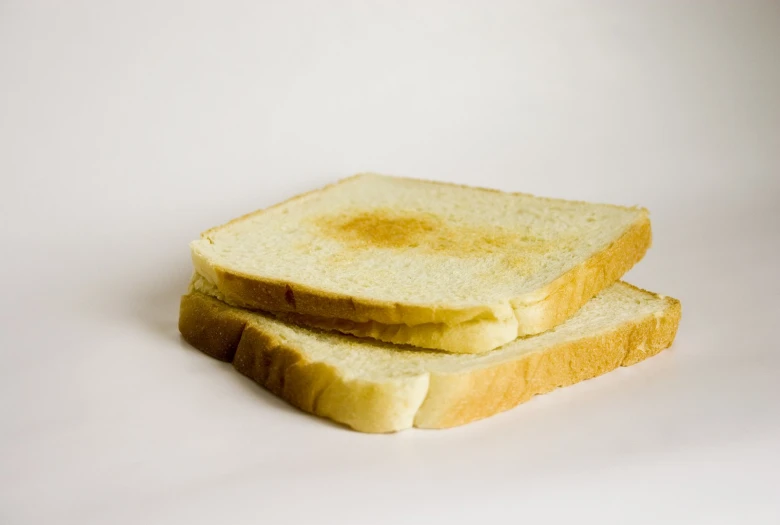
[190,174,652,353]
[179,281,680,433]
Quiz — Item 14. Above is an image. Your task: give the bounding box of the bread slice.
[179,282,680,433]
[190,173,652,353]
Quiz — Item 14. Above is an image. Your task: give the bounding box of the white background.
[2,1,779,524]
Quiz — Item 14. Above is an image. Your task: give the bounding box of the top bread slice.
[191,173,651,353]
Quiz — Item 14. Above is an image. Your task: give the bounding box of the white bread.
[179,282,681,433]
[191,174,652,353]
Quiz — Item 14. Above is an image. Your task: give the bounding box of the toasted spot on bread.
[318,208,440,249]
[314,207,559,267]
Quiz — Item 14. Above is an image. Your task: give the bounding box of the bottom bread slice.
[179,282,681,433]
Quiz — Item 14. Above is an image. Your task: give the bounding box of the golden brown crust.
[200,262,501,326]
[178,293,248,361]
[415,293,681,428]
[512,216,652,332]
[179,293,429,432]
[179,288,681,433]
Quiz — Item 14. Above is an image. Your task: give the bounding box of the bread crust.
[179,286,681,433]
[191,174,652,352]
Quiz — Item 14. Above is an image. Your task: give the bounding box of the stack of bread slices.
[179,173,681,432]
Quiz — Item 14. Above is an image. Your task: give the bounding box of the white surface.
[1,1,779,524]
